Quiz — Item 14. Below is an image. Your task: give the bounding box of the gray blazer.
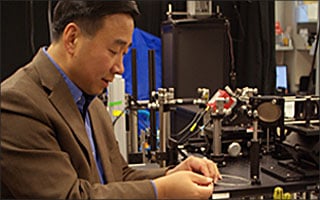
[1,49,166,199]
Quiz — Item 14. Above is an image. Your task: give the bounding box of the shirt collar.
[42,47,95,107]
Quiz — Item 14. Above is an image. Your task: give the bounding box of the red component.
[275,21,283,35]
[207,89,236,112]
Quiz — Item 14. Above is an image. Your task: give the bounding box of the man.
[1,1,221,199]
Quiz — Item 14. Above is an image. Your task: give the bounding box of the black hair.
[51,1,140,41]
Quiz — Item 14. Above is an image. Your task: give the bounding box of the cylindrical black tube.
[131,48,137,99]
[148,50,157,151]
[148,50,156,94]
[305,98,311,127]
[250,140,260,179]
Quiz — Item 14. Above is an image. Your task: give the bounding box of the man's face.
[70,14,134,95]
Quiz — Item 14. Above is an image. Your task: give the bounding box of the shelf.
[276,45,294,51]
[296,46,312,51]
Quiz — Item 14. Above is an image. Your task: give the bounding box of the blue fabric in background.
[123,28,162,137]
[123,28,162,100]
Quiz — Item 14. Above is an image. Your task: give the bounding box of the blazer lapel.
[89,102,115,183]
[49,82,92,152]
[49,87,101,182]
[32,49,94,166]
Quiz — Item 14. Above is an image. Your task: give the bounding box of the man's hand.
[154,171,214,199]
[166,156,222,183]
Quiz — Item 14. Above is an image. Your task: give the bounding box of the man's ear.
[63,22,80,55]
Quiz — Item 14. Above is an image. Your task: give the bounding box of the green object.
[108,100,122,107]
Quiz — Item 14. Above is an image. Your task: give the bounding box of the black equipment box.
[161,17,231,98]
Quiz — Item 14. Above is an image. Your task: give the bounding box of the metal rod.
[250,111,260,184]
[140,130,146,163]
[285,119,320,124]
[253,110,259,142]
[253,119,258,142]
[131,48,138,99]
[148,50,157,151]
[129,48,139,154]
[213,118,222,156]
[129,110,138,153]
[159,88,167,167]
[266,128,270,152]
[283,96,320,102]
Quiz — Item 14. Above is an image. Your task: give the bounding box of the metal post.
[250,110,261,185]
[213,117,222,156]
[128,49,139,154]
[131,48,137,99]
[129,109,139,153]
[210,97,225,166]
[148,50,157,151]
[158,88,167,167]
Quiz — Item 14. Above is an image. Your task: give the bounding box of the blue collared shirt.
[43,47,159,198]
[42,47,105,184]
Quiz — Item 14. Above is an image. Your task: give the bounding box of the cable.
[177,118,211,145]
[173,107,209,144]
[47,0,53,42]
[29,0,35,54]
[188,107,209,133]
[226,19,237,90]
[112,107,128,126]
[173,107,207,138]
[231,2,246,42]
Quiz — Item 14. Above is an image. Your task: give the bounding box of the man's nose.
[114,56,125,75]
[115,62,125,75]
